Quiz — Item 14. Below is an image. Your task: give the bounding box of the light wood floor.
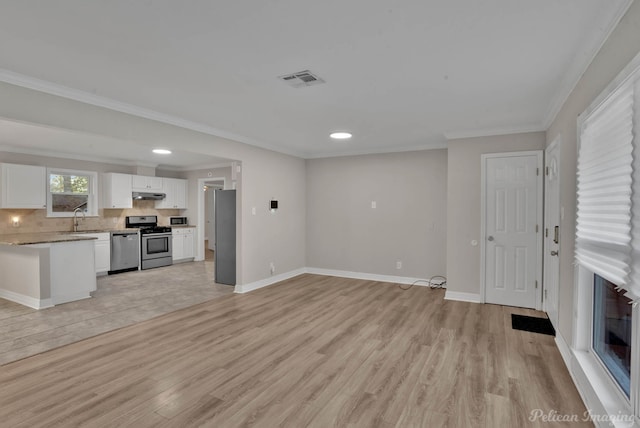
[0,274,589,427]
[0,261,232,365]
[204,240,214,261]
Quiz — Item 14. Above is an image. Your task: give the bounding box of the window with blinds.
[576,79,638,299]
[575,51,640,423]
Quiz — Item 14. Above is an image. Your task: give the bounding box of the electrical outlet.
[269,262,275,275]
[371,201,377,209]
[252,207,256,215]
[396,261,402,270]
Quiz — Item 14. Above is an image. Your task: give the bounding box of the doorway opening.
[204,181,224,262]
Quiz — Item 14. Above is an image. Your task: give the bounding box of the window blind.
[629,80,640,301]
[576,82,634,289]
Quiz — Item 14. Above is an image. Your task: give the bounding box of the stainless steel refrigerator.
[214,189,236,285]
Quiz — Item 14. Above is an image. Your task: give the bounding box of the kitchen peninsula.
[0,233,97,309]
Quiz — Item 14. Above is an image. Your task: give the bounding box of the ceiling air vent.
[278,70,325,88]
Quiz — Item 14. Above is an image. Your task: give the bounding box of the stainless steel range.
[126,215,172,270]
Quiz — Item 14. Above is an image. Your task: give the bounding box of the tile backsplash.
[0,200,180,235]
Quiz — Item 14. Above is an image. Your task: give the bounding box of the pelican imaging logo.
[528,409,636,425]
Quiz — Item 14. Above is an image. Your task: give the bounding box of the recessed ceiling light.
[330,132,352,140]
[152,149,172,154]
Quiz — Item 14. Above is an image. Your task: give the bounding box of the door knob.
[488,236,494,241]
[550,250,558,256]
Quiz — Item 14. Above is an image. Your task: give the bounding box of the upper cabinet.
[132,175,163,192]
[156,178,188,209]
[103,173,132,209]
[0,163,47,209]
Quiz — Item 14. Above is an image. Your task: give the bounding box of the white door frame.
[543,137,561,328]
[205,182,224,251]
[480,150,544,310]
[196,177,227,261]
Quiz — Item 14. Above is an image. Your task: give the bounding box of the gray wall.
[306,149,447,279]
[546,1,640,340]
[445,132,545,296]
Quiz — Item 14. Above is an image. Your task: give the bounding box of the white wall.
[306,149,447,279]
[546,1,640,341]
[445,132,545,296]
[0,82,307,286]
[180,166,230,261]
[181,165,232,223]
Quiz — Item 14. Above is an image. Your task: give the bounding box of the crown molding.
[540,0,634,130]
[0,143,149,167]
[0,69,305,159]
[160,161,235,172]
[304,141,448,159]
[443,124,545,141]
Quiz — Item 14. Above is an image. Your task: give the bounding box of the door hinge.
[545,166,549,176]
[544,289,548,300]
[535,280,538,289]
[536,224,539,233]
[536,167,539,176]
[545,228,549,237]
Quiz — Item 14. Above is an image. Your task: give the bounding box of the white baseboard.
[235,267,447,294]
[306,267,446,287]
[443,290,481,303]
[555,331,573,371]
[234,268,307,294]
[0,289,53,309]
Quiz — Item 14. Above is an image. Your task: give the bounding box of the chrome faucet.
[73,208,85,232]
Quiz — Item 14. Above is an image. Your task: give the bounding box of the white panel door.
[483,152,542,309]
[544,141,560,329]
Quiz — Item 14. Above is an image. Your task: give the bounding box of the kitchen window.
[47,169,98,217]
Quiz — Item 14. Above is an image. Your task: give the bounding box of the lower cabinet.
[172,228,195,262]
[75,233,111,275]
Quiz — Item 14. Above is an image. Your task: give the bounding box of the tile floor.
[0,259,233,365]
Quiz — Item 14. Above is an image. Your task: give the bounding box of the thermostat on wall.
[270,200,278,211]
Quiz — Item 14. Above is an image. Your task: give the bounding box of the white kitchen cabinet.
[74,232,111,275]
[172,231,184,261]
[156,178,188,209]
[0,163,47,209]
[132,175,163,192]
[183,228,194,258]
[172,227,195,262]
[103,173,132,209]
[174,179,187,209]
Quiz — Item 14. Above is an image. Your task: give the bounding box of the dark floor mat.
[511,314,555,336]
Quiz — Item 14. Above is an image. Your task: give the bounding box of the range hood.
[132,192,166,200]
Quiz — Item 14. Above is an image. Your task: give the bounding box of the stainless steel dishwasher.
[109,231,140,274]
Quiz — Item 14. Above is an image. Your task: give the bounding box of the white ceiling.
[0,119,232,170]
[0,0,632,161]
